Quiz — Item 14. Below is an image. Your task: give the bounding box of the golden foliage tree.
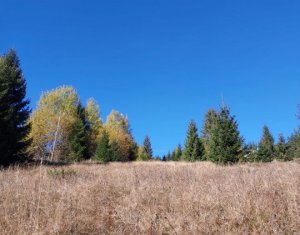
[85,98,103,157]
[104,110,137,161]
[28,86,79,161]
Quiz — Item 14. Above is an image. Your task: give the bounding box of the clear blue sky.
[1,1,299,156]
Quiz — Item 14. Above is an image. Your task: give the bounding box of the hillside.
[0,161,299,234]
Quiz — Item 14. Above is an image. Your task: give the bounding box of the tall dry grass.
[0,161,299,234]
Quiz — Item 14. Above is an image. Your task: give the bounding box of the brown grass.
[0,161,299,234]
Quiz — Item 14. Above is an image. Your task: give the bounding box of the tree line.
[163,106,300,163]
[0,49,299,166]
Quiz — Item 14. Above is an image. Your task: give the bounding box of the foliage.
[183,120,204,161]
[286,130,300,160]
[257,126,275,162]
[110,140,123,162]
[202,109,218,156]
[137,146,148,161]
[143,136,153,160]
[65,116,87,162]
[28,86,80,161]
[207,106,243,164]
[105,110,137,161]
[0,49,31,165]
[95,130,111,163]
[85,98,103,158]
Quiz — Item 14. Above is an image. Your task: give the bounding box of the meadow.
[0,161,299,234]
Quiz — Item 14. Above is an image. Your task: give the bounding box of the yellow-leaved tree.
[85,98,103,157]
[28,86,80,161]
[104,110,137,161]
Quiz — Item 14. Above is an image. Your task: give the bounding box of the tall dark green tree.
[143,135,153,160]
[0,49,31,165]
[286,130,300,160]
[202,109,218,155]
[95,130,111,163]
[172,144,182,161]
[191,138,205,161]
[207,106,243,164]
[110,140,123,162]
[183,120,199,161]
[66,117,87,162]
[257,125,275,162]
[275,134,288,161]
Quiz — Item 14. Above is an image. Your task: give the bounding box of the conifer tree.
[191,138,205,161]
[183,120,199,161]
[173,144,182,161]
[257,125,275,162]
[110,140,123,161]
[286,130,300,161]
[202,109,218,156]
[0,49,31,165]
[66,117,87,162]
[207,106,243,164]
[143,135,153,160]
[95,131,111,162]
[275,134,288,161]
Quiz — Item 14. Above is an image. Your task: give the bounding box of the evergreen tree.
[0,49,31,165]
[286,130,300,160]
[207,106,243,164]
[166,151,172,161]
[173,144,182,161]
[275,134,288,161]
[257,125,275,162]
[191,138,205,161]
[110,140,123,162]
[143,135,153,160]
[66,117,86,162]
[183,120,199,161]
[95,131,111,162]
[202,109,218,156]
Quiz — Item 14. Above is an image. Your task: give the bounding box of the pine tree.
[143,135,153,160]
[257,125,275,162]
[110,140,123,162]
[0,49,31,165]
[66,117,87,162]
[207,106,243,164]
[183,120,199,161]
[95,131,111,162]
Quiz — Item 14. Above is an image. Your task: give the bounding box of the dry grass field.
[0,161,299,234]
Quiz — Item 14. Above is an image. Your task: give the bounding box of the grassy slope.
[0,161,299,234]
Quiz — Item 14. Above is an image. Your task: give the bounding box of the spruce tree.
[183,120,199,161]
[286,130,300,161]
[257,125,275,162]
[66,117,87,162]
[202,109,218,154]
[110,140,123,161]
[207,106,243,164]
[0,49,31,165]
[95,131,111,162]
[191,138,205,161]
[174,144,182,161]
[275,134,288,161]
[143,135,153,160]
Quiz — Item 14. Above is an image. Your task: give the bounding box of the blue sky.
[1,0,299,156]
